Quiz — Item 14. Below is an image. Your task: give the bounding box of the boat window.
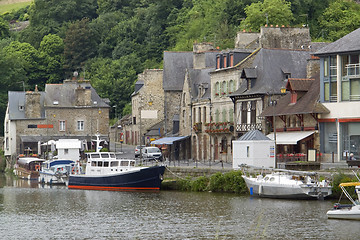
[91,161,96,166]
[270,177,275,182]
[264,177,269,181]
[91,154,100,159]
[120,161,129,166]
[110,153,116,158]
[101,153,109,158]
[103,161,109,167]
[130,161,135,166]
[97,161,103,167]
[110,161,119,167]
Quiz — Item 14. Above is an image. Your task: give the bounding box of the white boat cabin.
[85,152,137,175]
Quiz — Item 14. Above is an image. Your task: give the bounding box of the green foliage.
[191,175,210,191]
[0,17,10,39]
[317,0,360,41]
[64,18,97,75]
[240,0,294,32]
[331,171,358,199]
[209,172,226,192]
[122,102,132,116]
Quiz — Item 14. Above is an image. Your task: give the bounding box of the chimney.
[25,87,41,119]
[75,85,92,106]
[193,42,214,69]
[307,56,320,78]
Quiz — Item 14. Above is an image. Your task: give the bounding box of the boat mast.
[93,132,104,153]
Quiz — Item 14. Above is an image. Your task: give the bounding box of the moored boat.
[67,133,165,191]
[39,159,75,185]
[327,182,360,220]
[14,156,46,180]
[68,152,165,191]
[242,170,332,199]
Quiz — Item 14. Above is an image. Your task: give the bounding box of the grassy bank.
[162,170,248,194]
[0,0,31,14]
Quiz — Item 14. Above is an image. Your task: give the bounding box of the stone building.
[123,69,164,146]
[4,78,110,164]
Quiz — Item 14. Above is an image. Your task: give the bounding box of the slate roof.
[163,52,194,91]
[188,68,214,100]
[260,75,329,117]
[315,28,360,56]
[230,48,311,97]
[237,130,271,141]
[8,91,46,120]
[44,80,109,108]
[163,51,218,91]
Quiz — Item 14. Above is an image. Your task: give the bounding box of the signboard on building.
[141,110,157,119]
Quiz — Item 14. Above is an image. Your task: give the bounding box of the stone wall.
[307,57,320,78]
[164,91,182,134]
[260,27,311,50]
[235,32,260,49]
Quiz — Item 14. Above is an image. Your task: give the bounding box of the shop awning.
[266,131,315,145]
[150,136,190,145]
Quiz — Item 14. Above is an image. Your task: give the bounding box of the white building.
[56,139,81,161]
[233,130,275,169]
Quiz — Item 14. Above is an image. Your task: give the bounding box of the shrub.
[191,176,209,192]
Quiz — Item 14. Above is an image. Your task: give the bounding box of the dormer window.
[230,54,234,67]
[223,56,227,68]
[285,73,291,80]
[19,105,24,111]
[216,56,220,69]
[291,91,297,104]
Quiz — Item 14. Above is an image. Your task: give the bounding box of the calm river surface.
[0,174,358,240]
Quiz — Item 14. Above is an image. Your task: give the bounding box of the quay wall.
[164,166,232,179]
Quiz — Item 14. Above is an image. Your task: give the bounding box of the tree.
[317,0,360,41]
[39,34,65,83]
[0,17,10,39]
[64,18,97,75]
[240,0,294,32]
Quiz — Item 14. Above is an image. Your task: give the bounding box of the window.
[97,161,103,167]
[223,56,227,68]
[216,56,220,69]
[229,108,234,123]
[77,120,84,131]
[229,80,234,93]
[64,149,68,155]
[221,137,227,153]
[59,120,66,131]
[198,107,201,123]
[104,161,109,167]
[215,82,220,96]
[323,56,337,102]
[203,107,207,123]
[247,146,250,157]
[250,101,256,123]
[241,102,247,124]
[222,81,227,95]
[111,161,119,167]
[215,109,220,122]
[230,54,234,67]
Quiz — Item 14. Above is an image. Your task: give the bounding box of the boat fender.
[71,167,75,174]
[159,174,163,181]
[35,165,40,171]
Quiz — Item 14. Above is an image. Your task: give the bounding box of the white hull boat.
[39,159,75,185]
[242,170,332,199]
[327,181,360,220]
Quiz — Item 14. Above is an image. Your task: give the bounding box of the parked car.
[142,147,163,161]
[134,145,145,158]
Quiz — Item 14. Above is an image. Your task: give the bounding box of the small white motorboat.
[327,182,360,220]
[39,159,75,185]
[242,169,332,199]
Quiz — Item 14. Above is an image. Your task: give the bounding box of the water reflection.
[0,174,359,239]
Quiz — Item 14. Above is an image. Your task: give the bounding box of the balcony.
[236,123,262,132]
[346,63,360,77]
[204,122,234,134]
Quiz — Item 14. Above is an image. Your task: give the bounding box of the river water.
[0,174,358,240]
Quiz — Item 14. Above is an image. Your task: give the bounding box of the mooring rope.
[165,165,187,180]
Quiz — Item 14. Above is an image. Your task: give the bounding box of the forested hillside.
[0,0,360,135]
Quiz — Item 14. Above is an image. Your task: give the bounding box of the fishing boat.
[39,159,75,185]
[14,156,46,180]
[326,179,360,220]
[67,134,165,191]
[242,170,332,199]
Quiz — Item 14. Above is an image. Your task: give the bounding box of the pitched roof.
[8,91,46,120]
[286,78,314,92]
[163,52,193,91]
[188,68,213,100]
[230,48,311,97]
[163,51,218,91]
[315,28,360,56]
[237,130,271,141]
[44,80,109,108]
[260,75,329,117]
